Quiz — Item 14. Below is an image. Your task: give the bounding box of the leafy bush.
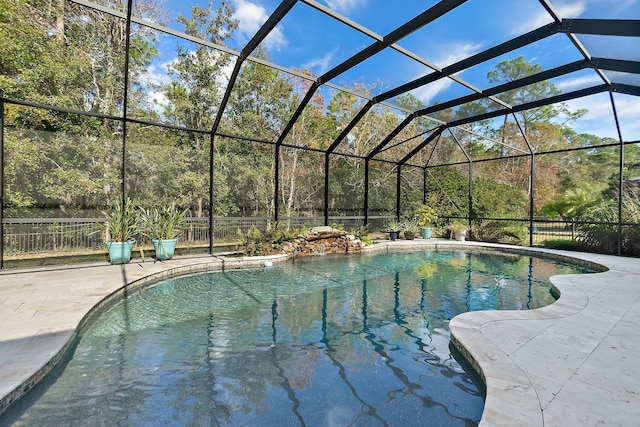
[578,193,640,256]
[540,239,588,251]
[242,222,302,256]
[352,224,373,246]
[413,205,438,227]
[578,200,619,254]
[473,220,527,245]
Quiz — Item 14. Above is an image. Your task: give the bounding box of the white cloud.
[232,0,287,51]
[613,96,640,141]
[410,78,455,106]
[509,2,586,34]
[324,0,367,14]
[555,74,603,92]
[562,93,640,140]
[302,50,336,75]
[432,41,485,68]
[408,41,485,105]
[142,62,172,86]
[139,62,173,111]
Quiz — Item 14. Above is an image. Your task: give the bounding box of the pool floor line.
[1,240,640,426]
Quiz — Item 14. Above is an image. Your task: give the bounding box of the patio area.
[0,240,639,426]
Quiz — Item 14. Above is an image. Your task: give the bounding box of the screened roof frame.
[63,0,640,168]
[209,0,639,168]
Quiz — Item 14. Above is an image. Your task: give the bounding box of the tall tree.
[161,1,238,216]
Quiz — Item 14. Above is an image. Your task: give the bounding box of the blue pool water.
[2,250,598,426]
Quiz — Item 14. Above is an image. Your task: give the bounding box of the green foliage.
[447,221,468,233]
[242,222,301,256]
[424,166,468,218]
[472,176,528,218]
[401,218,421,234]
[540,239,587,251]
[353,224,373,246]
[382,218,403,232]
[413,205,438,227]
[474,221,527,245]
[486,56,584,131]
[4,1,639,263]
[579,193,640,256]
[102,197,139,242]
[139,202,188,240]
[540,186,601,221]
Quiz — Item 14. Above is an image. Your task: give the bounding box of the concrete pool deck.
[0,240,639,426]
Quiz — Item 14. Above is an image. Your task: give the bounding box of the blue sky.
[150,0,640,140]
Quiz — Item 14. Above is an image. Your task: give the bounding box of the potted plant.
[140,202,188,260]
[447,221,468,241]
[102,197,140,264]
[413,205,438,239]
[382,218,403,241]
[402,218,421,240]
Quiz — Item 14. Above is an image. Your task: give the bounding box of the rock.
[311,225,334,234]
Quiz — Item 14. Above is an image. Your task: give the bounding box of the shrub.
[473,220,527,245]
[540,239,587,251]
[413,205,438,227]
[242,222,302,256]
[578,193,640,257]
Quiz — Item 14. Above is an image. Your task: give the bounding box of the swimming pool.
[2,249,598,426]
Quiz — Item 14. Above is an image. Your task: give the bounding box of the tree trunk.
[55,0,65,41]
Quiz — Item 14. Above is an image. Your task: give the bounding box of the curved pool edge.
[2,241,639,426]
[446,246,640,427]
[0,253,292,416]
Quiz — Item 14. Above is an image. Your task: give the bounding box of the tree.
[540,186,601,221]
[160,1,238,217]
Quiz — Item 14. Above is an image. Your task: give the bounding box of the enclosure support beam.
[326,101,373,154]
[561,18,640,37]
[416,60,588,117]
[512,114,536,247]
[610,92,624,256]
[324,155,330,226]
[423,167,427,205]
[274,146,280,222]
[364,160,370,226]
[530,153,535,247]
[398,126,445,166]
[376,22,559,102]
[396,165,402,220]
[449,130,473,229]
[120,0,134,209]
[209,134,216,254]
[448,84,609,128]
[366,115,414,160]
[0,97,4,270]
[211,0,298,138]
[468,163,473,230]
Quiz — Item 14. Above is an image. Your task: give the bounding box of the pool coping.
[1,240,639,425]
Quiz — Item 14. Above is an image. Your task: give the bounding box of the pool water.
[3,250,598,426]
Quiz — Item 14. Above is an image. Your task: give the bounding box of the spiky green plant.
[139,202,188,240]
[103,197,139,242]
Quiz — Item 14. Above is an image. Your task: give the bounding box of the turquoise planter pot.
[421,227,433,239]
[106,240,135,264]
[152,238,178,260]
